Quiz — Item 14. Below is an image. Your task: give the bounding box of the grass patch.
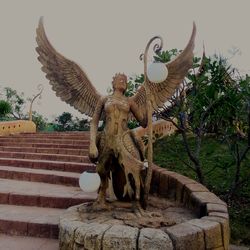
[153,133,250,245]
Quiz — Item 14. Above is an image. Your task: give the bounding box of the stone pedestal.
[59,167,230,250]
[59,203,174,250]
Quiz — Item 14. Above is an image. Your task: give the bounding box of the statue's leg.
[119,133,146,215]
[96,168,108,204]
[93,150,112,210]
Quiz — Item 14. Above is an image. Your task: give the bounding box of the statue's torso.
[104,95,130,137]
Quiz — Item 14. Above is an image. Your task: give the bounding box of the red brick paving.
[0,150,89,163]
[0,234,58,250]
[0,158,94,173]
[0,166,79,185]
[0,131,95,241]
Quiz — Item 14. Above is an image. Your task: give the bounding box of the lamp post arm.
[143,36,163,82]
[142,36,163,206]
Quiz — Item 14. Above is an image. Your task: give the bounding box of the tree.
[53,112,73,131]
[31,111,48,131]
[72,117,90,131]
[4,87,26,119]
[53,112,90,131]
[0,100,12,119]
[157,49,249,192]
[219,74,250,200]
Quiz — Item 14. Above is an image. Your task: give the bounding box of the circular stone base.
[59,196,197,250]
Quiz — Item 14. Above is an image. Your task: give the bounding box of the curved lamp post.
[142,36,168,205]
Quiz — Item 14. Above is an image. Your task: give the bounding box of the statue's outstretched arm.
[89,97,106,161]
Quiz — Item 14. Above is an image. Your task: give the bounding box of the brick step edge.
[0,166,80,186]
[0,142,89,149]
[0,192,96,209]
[0,219,59,239]
[0,158,95,173]
[0,138,90,144]
[0,151,90,163]
[0,146,88,156]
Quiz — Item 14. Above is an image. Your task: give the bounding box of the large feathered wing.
[36,17,102,117]
[130,23,196,114]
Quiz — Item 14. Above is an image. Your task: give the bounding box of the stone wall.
[0,120,36,136]
[59,165,230,250]
[151,165,230,250]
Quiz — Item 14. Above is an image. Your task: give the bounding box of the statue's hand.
[89,144,99,163]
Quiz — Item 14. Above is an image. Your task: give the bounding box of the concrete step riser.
[0,147,88,156]
[0,151,90,163]
[0,135,89,139]
[0,131,94,239]
[0,143,89,149]
[0,219,59,239]
[21,132,89,135]
[0,159,94,173]
[20,132,88,135]
[0,139,90,145]
[0,169,79,187]
[0,192,92,209]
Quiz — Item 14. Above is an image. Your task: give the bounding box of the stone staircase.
[0,132,96,239]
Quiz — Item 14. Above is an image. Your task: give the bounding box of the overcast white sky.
[0,0,249,121]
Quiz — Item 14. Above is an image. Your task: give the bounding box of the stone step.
[0,138,90,145]
[0,146,88,156]
[0,204,63,239]
[0,134,89,140]
[0,151,89,163]
[0,131,94,241]
[0,178,96,208]
[0,166,79,186]
[0,142,88,149]
[0,234,58,249]
[17,133,90,139]
[22,131,90,135]
[0,158,95,173]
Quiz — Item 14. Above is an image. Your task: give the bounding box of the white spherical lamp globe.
[79,171,100,193]
[147,62,168,83]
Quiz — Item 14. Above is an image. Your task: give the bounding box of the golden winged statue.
[36,17,196,214]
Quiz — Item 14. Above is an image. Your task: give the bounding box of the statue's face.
[113,75,127,92]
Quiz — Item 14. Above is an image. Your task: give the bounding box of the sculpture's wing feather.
[36,17,102,117]
[131,23,196,113]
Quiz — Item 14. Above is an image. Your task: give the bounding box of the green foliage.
[125,74,144,97]
[31,111,48,131]
[0,100,12,119]
[154,135,250,244]
[73,117,90,131]
[4,87,26,119]
[154,134,249,193]
[53,112,73,131]
[0,87,47,125]
[156,48,250,188]
[154,48,180,63]
[127,119,139,129]
[131,47,250,244]
[230,202,250,245]
[43,123,55,132]
[53,112,90,131]
[155,47,248,233]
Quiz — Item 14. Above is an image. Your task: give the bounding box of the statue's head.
[112,73,127,93]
